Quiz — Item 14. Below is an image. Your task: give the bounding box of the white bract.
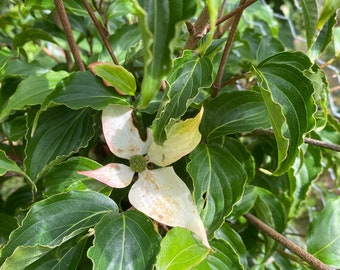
[78,104,210,248]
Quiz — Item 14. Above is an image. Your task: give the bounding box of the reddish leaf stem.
[244,213,336,270]
[54,0,85,71]
[82,0,119,65]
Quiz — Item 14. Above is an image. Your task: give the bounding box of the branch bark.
[253,129,340,152]
[82,0,119,65]
[54,0,85,71]
[244,213,336,270]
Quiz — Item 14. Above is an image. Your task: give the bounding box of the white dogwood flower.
[78,104,210,248]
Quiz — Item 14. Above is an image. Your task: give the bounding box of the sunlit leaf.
[133,0,198,107]
[152,51,213,144]
[0,190,118,268]
[156,227,209,270]
[45,71,128,110]
[317,0,340,29]
[89,62,136,96]
[13,28,57,49]
[0,149,25,177]
[300,0,318,48]
[188,137,253,237]
[24,106,96,180]
[194,223,247,270]
[88,211,161,270]
[307,198,340,267]
[0,70,69,121]
[254,51,317,175]
[200,91,271,140]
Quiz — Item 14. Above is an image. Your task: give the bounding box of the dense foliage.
[0,0,340,269]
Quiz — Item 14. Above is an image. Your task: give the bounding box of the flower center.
[129,155,147,173]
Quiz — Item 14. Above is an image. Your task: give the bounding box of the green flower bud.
[129,155,147,173]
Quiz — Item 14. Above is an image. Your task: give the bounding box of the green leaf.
[13,28,57,49]
[200,91,271,140]
[43,157,111,197]
[194,224,247,270]
[0,70,69,121]
[187,137,253,236]
[24,106,96,180]
[155,227,209,270]
[256,35,284,62]
[288,144,322,217]
[309,14,337,61]
[152,51,213,144]
[300,0,318,48]
[0,149,25,177]
[88,210,161,270]
[0,190,118,268]
[253,187,286,256]
[134,0,198,107]
[0,59,49,81]
[2,115,27,141]
[45,71,128,110]
[307,198,340,267]
[25,235,89,270]
[99,24,141,65]
[0,213,18,241]
[317,0,340,29]
[89,62,136,96]
[254,51,317,175]
[24,0,88,16]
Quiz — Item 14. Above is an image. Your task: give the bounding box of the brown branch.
[54,0,85,71]
[184,6,210,50]
[252,129,340,152]
[82,0,119,65]
[212,0,246,97]
[244,213,336,270]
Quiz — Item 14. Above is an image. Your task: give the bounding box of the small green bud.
[129,155,147,173]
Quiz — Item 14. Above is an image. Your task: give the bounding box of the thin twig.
[244,213,336,270]
[253,129,340,152]
[54,0,85,71]
[212,0,246,97]
[214,0,258,28]
[82,0,119,65]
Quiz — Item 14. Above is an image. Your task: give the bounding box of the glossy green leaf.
[156,227,209,270]
[99,24,141,64]
[88,210,161,270]
[25,235,89,270]
[24,106,95,180]
[307,198,340,267]
[200,91,271,140]
[2,115,27,141]
[134,0,198,107]
[45,71,128,110]
[254,51,317,175]
[194,224,247,270]
[0,70,69,121]
[152,51,213,144]
[309,14,337,61]
[43,157,111,197]
[0,190,119,268]
[288,144,322,217]
[256,36,284,62]
[253,187,286,256]
[13,28,57,49]
[188,137,253,236]
[0,59,49,81]
[317,0,340,29]
[300,0,318,48]
[89,62,136,96]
